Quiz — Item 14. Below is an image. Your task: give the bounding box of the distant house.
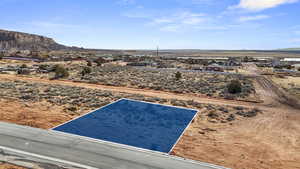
[225,59,241,66]
[204,64,224,72]
[293,64,300,71]
[127,62,148,66]
[192,67,203,71]
[127,61,157,67]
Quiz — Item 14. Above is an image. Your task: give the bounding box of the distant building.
[204,64,224,72]
[281,58,300,64]
[281,58,300,62]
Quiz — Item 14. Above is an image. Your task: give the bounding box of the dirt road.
[0,74,280,111]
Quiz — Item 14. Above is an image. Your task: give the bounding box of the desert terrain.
[0,56,300,169]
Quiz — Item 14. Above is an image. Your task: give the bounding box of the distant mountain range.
[0,29,78,51]
[278,48,300,51]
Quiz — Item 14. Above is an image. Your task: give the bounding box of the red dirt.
[0,163,26,169]
[0,99,74,129]
[0,73,299,169]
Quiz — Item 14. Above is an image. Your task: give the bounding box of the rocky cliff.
[0,29,68,51]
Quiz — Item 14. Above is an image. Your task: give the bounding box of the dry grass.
[272,76,300,99]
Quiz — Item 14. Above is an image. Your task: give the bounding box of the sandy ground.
[0,163,26,169]
[0,72,299,169]
[0,99,73,129]
[172,106,300,169]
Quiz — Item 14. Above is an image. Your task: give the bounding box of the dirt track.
[173,65,300,169]
[0,74,278,111]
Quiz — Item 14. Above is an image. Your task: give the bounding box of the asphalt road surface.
[0,122,228,169]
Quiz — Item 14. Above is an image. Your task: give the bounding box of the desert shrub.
[67,106,77,112]
[175,71,182,81]
[51,64,60,72]
[208,111,219,119]
[81,66,92,76]
[17,69,30,75]
[53,65,69,79]
[20,64,28,68]
[227,80,242,94]
[38,64,48,70]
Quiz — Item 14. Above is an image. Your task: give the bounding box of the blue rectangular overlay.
[53,99,197,153]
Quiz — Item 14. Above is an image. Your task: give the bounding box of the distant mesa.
[0,29,77,51]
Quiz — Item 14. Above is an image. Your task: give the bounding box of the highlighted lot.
[53,99,198,153]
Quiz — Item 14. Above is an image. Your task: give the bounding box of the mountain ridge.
[0,29,70,51]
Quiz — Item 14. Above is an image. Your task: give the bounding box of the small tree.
[227,80,242,94]
[53,65,69,79]
[94,57,106,66]
[81,66,92,77]
[0,53,4,60]
[286,65,293,70]
[175,71,182,81]
[87,60,93,67]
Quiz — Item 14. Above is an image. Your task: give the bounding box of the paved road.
[0,122,228,169]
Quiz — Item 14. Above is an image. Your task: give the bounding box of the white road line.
[0,145,97,169]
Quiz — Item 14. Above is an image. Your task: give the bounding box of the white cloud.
[238,15,270,22]
[150,11,207,32]
[232,0,298,11]
[124,10,207,32]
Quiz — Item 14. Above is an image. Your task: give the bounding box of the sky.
[0,0,300,49]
